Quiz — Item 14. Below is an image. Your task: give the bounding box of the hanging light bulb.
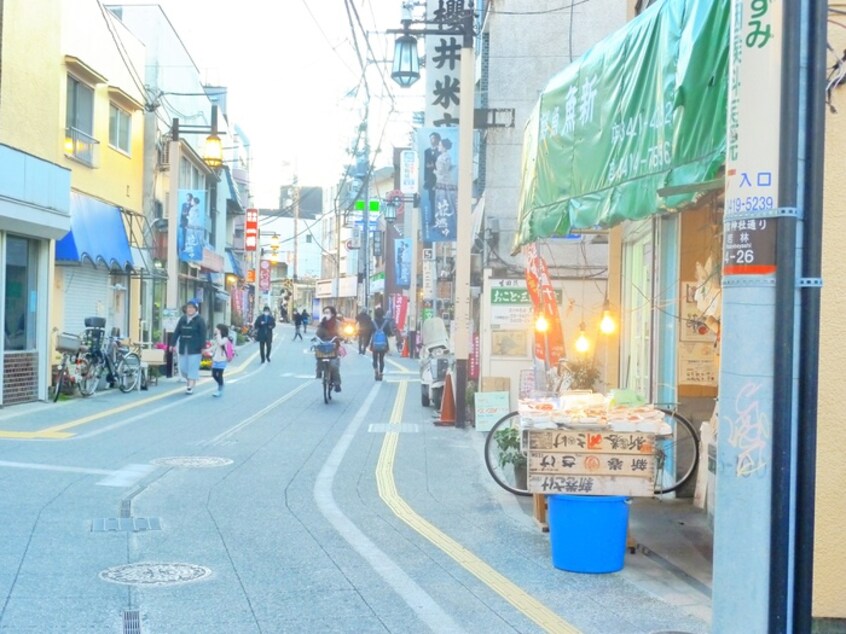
[599,299,616,335]
[575,322,590,354]
[535,313,549,333]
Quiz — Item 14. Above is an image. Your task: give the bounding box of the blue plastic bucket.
[547,494,629,573]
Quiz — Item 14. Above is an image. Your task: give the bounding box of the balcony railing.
[64,126,100,167]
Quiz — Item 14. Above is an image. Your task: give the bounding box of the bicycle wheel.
[323,370,331,403]
[78,357,100,397]
[484,411,531,496]
[653,408,700,495]
[53,358,68,402]
[117,353,141,392]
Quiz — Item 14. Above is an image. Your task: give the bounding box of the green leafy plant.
[570,358,601,391]
[465,380,477,409]
[494,426,527,468]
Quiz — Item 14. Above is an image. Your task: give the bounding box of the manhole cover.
[100,563,211,586]
[151,456,233,468]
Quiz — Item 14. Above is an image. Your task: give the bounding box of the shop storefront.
[513,0,728,430]
[1,146,71,406]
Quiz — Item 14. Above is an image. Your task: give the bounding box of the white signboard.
[422,260,436,297]
[400,150,419,195]
[474,391,510,433]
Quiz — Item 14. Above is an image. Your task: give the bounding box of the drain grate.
[122,610,141,634]
[92,517,161,532]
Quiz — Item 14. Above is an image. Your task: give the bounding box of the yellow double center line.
[375,380,580,634]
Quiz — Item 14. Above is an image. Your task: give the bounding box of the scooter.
[418,317,452,409]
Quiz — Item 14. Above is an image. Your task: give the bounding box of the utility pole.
[361,144,371,310]
[292,174,299,282]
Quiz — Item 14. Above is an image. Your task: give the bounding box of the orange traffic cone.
[401,337,409,358]
[434,372,456,426]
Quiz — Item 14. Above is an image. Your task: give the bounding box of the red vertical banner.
[391,294,409,332]
[524,244,565,365]
[245,208,258,251]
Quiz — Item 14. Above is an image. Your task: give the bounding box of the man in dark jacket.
[355,309,373,355]
[169,298,207,394]
[253,305,276,363]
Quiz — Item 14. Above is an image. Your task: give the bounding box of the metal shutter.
[61,266,111,334]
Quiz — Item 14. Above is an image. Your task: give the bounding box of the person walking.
[211,323,234,397]
[301,308,309,334]
[254,305,276,363]
[169,299,207,394]
[355,308,373,355]
[370,306,393,381]
[292,309,304,341]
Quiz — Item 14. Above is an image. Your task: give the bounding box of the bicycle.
[79,328,142,395]
[52,332,93,402]
[483,407,700,497]
[312,336,341,404]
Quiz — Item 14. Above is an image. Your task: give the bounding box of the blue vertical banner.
[417,127,459,242]
[177,189,206,262]
[394,238,412,289]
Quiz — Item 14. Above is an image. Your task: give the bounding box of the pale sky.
[117,0,413,207]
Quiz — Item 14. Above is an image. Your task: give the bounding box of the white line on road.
[202,381,312,447]
[0,459,155,488]
[314,384,465,634]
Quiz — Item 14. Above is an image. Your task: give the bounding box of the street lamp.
[383,193,401,223]
[390,1,475,428]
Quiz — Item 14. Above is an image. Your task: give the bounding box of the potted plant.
[494,425,527,490]
[465,379,477,423]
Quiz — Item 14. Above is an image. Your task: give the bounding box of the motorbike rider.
[314,305,342,392]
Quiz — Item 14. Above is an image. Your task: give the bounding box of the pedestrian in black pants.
[370,307,393,380]
[253,305,276,363]
[292,310,304,341]
[356,308,373,355]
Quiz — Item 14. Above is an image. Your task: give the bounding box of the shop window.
[109,103,131,154]
[4,236,37,351]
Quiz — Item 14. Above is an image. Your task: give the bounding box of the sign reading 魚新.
[526,429,656,497]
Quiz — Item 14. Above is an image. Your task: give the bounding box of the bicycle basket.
[314,342,337,359]
[56,332,81,353]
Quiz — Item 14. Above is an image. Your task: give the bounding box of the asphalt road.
[0,330,710,634]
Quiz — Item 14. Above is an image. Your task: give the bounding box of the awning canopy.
[224,167,244,212]
[225,249,244,278]
[513,0,729,253]
[56,193,134,270]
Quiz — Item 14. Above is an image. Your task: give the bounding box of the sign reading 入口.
[526,429,656,497]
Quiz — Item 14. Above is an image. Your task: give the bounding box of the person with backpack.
[369,306,393,381]
[211,323,235,397]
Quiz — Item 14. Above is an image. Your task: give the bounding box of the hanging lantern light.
[391,33,421,88]
[575,322,590,354]
[599,299,616,335]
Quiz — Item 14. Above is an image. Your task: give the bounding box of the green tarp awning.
[513,0,729,253]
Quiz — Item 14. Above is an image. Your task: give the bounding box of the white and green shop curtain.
[513,0,730,253]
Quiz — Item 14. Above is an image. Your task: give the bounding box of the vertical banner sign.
[259,259,271,292]
[723,0,781,276]
[713,2,782,633]
[400,150,419,195]
[425,0,462,127]
[394,238,412,289]
[417,127,459,242]
[177,189,206,262]
[524,244,565,366]
[245,208,258,252]
[391,294,409,332]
